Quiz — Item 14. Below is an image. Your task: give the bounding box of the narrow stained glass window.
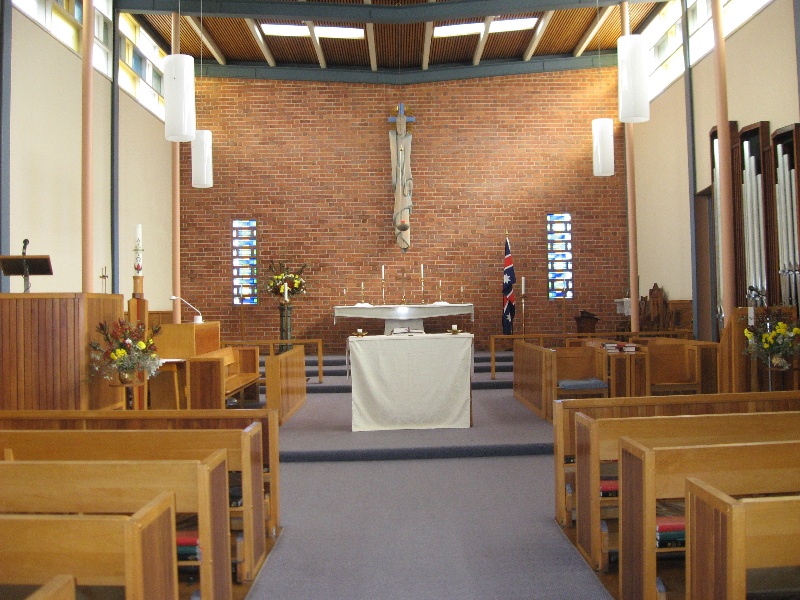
[547,213,573,300]
[233,220,258,305]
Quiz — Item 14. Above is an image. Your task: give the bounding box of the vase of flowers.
[744,309,800,390]
[263,261,307,304]
[89,319,162,382]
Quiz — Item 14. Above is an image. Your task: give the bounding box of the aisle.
[246,455,612,600]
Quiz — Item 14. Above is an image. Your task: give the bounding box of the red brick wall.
[180,68,629,352]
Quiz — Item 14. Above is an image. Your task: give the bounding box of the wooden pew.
[0,425,267,581]
[263,346,307,424]
[512,340,555,420]
[23,575,76,600]
[0,408,281,537]
[0,451,231,600]
[553,390,800,527]
[0,492,177,599]
[574,410,800,571]
[188,346,261,408]
[632,339,702,395]
[618,438,800,600]
[685,477,800,600]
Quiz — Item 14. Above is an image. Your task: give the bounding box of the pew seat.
[555,346,609,399]
[188,346,260,408]
[22,575,76,600]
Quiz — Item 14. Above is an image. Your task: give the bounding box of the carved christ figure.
[389,104,413,252]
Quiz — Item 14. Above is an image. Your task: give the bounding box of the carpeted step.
[280,442,553,463]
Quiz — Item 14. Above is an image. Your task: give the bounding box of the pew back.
[686,477,800,600]
[512,340,555,419]
[0,451,231,600]
[0,425,267,580]
[0,408,280,535]
[553,390,800,526]
[0,492,177,599]
[618,438,800,600]
[574,410,800,570]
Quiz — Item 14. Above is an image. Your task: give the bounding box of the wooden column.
[171,13,182,324]
[621,1,640,332]
[711,0,735,327]
[81,0,94,292]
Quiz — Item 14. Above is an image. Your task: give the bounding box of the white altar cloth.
[334,303,474,335]
[349,333,473,432]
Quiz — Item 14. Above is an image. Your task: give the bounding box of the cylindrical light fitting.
[192,130,213,188]
[592,118,614,177]
[163,54,196,142]
[617,34,649,123]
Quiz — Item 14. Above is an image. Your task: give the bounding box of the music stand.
[0,255,53,293]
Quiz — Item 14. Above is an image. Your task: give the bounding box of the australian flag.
[503,237,516,334]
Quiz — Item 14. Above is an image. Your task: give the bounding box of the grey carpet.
[245,376,610,599]
[280,380,554,460]
[246,455,612,600]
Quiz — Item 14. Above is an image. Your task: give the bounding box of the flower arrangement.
[89,319,162,380]
[263,261,307,302]
[743,309,800,369]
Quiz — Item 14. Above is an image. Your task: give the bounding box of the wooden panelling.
[0,294,124,410]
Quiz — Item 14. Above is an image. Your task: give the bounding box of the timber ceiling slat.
[533,8,599,55]
[203,17,263,61]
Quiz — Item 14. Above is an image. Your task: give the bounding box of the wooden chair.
[554,346,608,399]
[645,341,702,395]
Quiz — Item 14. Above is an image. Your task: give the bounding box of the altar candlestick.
[521,276,526,295]
[381,265,385,280]
[421,264,424,278]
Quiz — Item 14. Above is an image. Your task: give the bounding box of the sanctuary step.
[257,351,514,395]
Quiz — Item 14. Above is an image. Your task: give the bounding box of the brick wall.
[180,68,629,352]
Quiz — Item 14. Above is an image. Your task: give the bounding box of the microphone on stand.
[170,295,203,324]
[21,239,30,292]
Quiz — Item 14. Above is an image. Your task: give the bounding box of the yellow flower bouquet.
[263,261,307,302]
[744,309,800,369]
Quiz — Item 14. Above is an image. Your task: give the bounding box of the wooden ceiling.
[123,0,666,83]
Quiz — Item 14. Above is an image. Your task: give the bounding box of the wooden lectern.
[0,255,53,292]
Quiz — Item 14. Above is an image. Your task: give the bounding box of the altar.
[334,303,474,335]
[349,333,473,431]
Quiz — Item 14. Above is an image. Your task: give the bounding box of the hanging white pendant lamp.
[592,118,614,177]
[191,130,213,188]
[163,54,196,142]
[617,34,649,123]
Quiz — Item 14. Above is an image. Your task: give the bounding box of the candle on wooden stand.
[521,276,526,295]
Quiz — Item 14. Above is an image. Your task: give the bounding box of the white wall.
[9,9,173,308]
[634,0,799,301]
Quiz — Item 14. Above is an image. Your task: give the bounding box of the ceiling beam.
[573,5,613,57]
[118,0,667,23]
[523,10,552,61]
[186,16,227,64]
[472,16,493,66]
[244,18,276,66]
[364,0,377,72]
[199,50,618,85]
[421,0,435,71]
[305,21,327,68]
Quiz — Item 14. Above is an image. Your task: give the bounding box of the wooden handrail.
[223,338,324,383]
[489,330,692,379]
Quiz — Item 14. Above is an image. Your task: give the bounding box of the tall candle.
[134,224,143,275]
[521,276,526,295]
[421,264,424,278]
[284,284,289,302]
[381,265,385,280]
